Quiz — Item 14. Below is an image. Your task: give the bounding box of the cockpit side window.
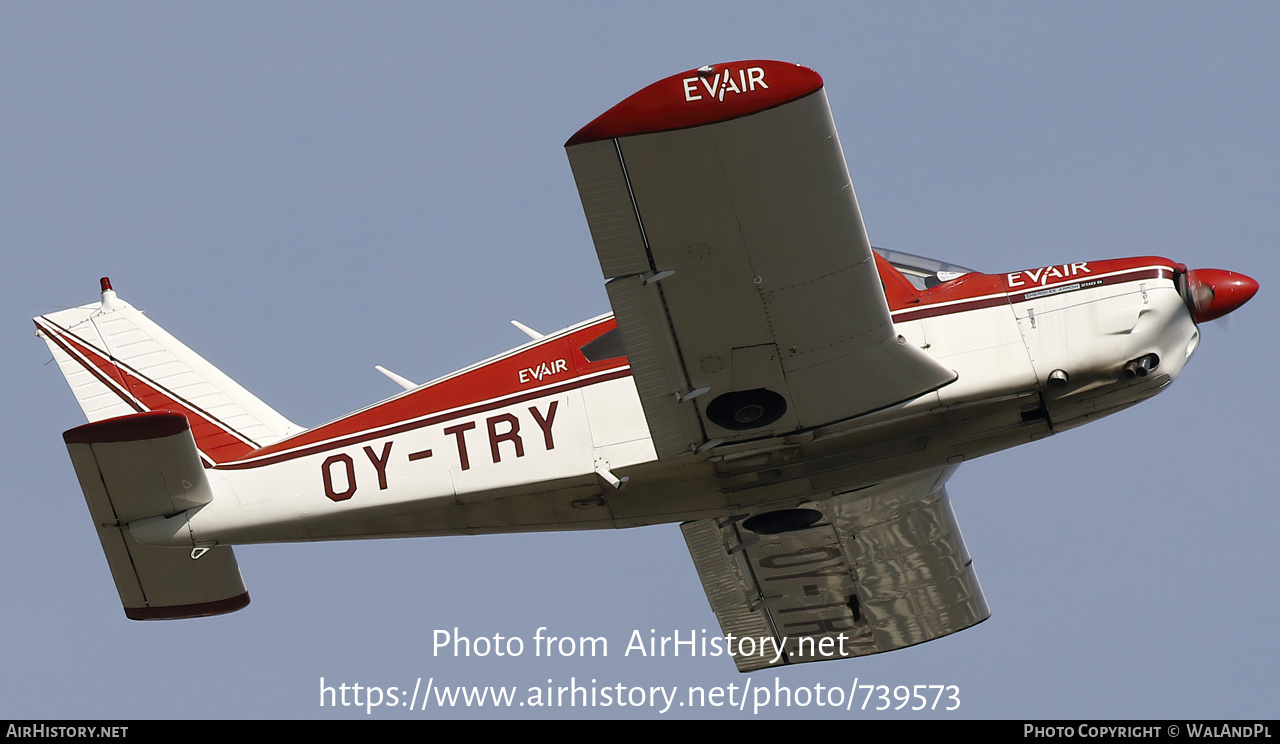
[579,327,625,363]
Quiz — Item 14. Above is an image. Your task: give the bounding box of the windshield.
[873,247,977,291]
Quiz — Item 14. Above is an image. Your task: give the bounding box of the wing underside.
[680,468,989,671]
[567,61,955,458]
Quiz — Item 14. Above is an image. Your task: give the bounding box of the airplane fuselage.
[129,254,1200,549]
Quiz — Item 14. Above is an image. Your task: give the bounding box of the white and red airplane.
[34,60,1257,672]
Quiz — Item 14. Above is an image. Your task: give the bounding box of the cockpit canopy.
[874,247,975,290]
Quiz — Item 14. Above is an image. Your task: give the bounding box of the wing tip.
[64,411,189,445]
[124,591,251,620]
[565,60,824,146]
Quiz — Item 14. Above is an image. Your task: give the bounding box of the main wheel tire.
[743,508,823,535]
[705,388,787,431]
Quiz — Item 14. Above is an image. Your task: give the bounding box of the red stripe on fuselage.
[220,318,628,469]
[217,262,1178,470]
[56,259,1167,471]
[885,259,1180,322]
[218,367,633,470]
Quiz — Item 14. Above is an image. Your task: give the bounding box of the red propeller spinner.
[1183,268,1259,323]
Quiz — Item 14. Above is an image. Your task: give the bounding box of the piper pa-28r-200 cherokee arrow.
[35,60,1258,672]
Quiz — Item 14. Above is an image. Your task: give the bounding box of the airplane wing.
[566,61,956,458]
[680,467,988,671]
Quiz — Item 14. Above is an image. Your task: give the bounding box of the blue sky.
[4,3,1276,719]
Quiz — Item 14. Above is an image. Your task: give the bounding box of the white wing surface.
[566,61,955,458]
[681,467,988,671]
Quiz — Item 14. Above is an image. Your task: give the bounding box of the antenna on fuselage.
[511,320,544,341]
[375,365,417,391]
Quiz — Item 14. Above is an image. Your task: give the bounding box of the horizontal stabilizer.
[64,411,249,619]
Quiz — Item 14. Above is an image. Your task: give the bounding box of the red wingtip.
[566,60,824,146]
[63,411,190,445]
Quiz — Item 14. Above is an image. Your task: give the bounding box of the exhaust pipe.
[1123,354,1160,378]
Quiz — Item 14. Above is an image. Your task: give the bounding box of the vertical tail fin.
[34,278,304,465]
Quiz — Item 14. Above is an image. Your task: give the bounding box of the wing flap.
[564,140,651,279]
[681,519,778,671]
[605,276,704,458]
